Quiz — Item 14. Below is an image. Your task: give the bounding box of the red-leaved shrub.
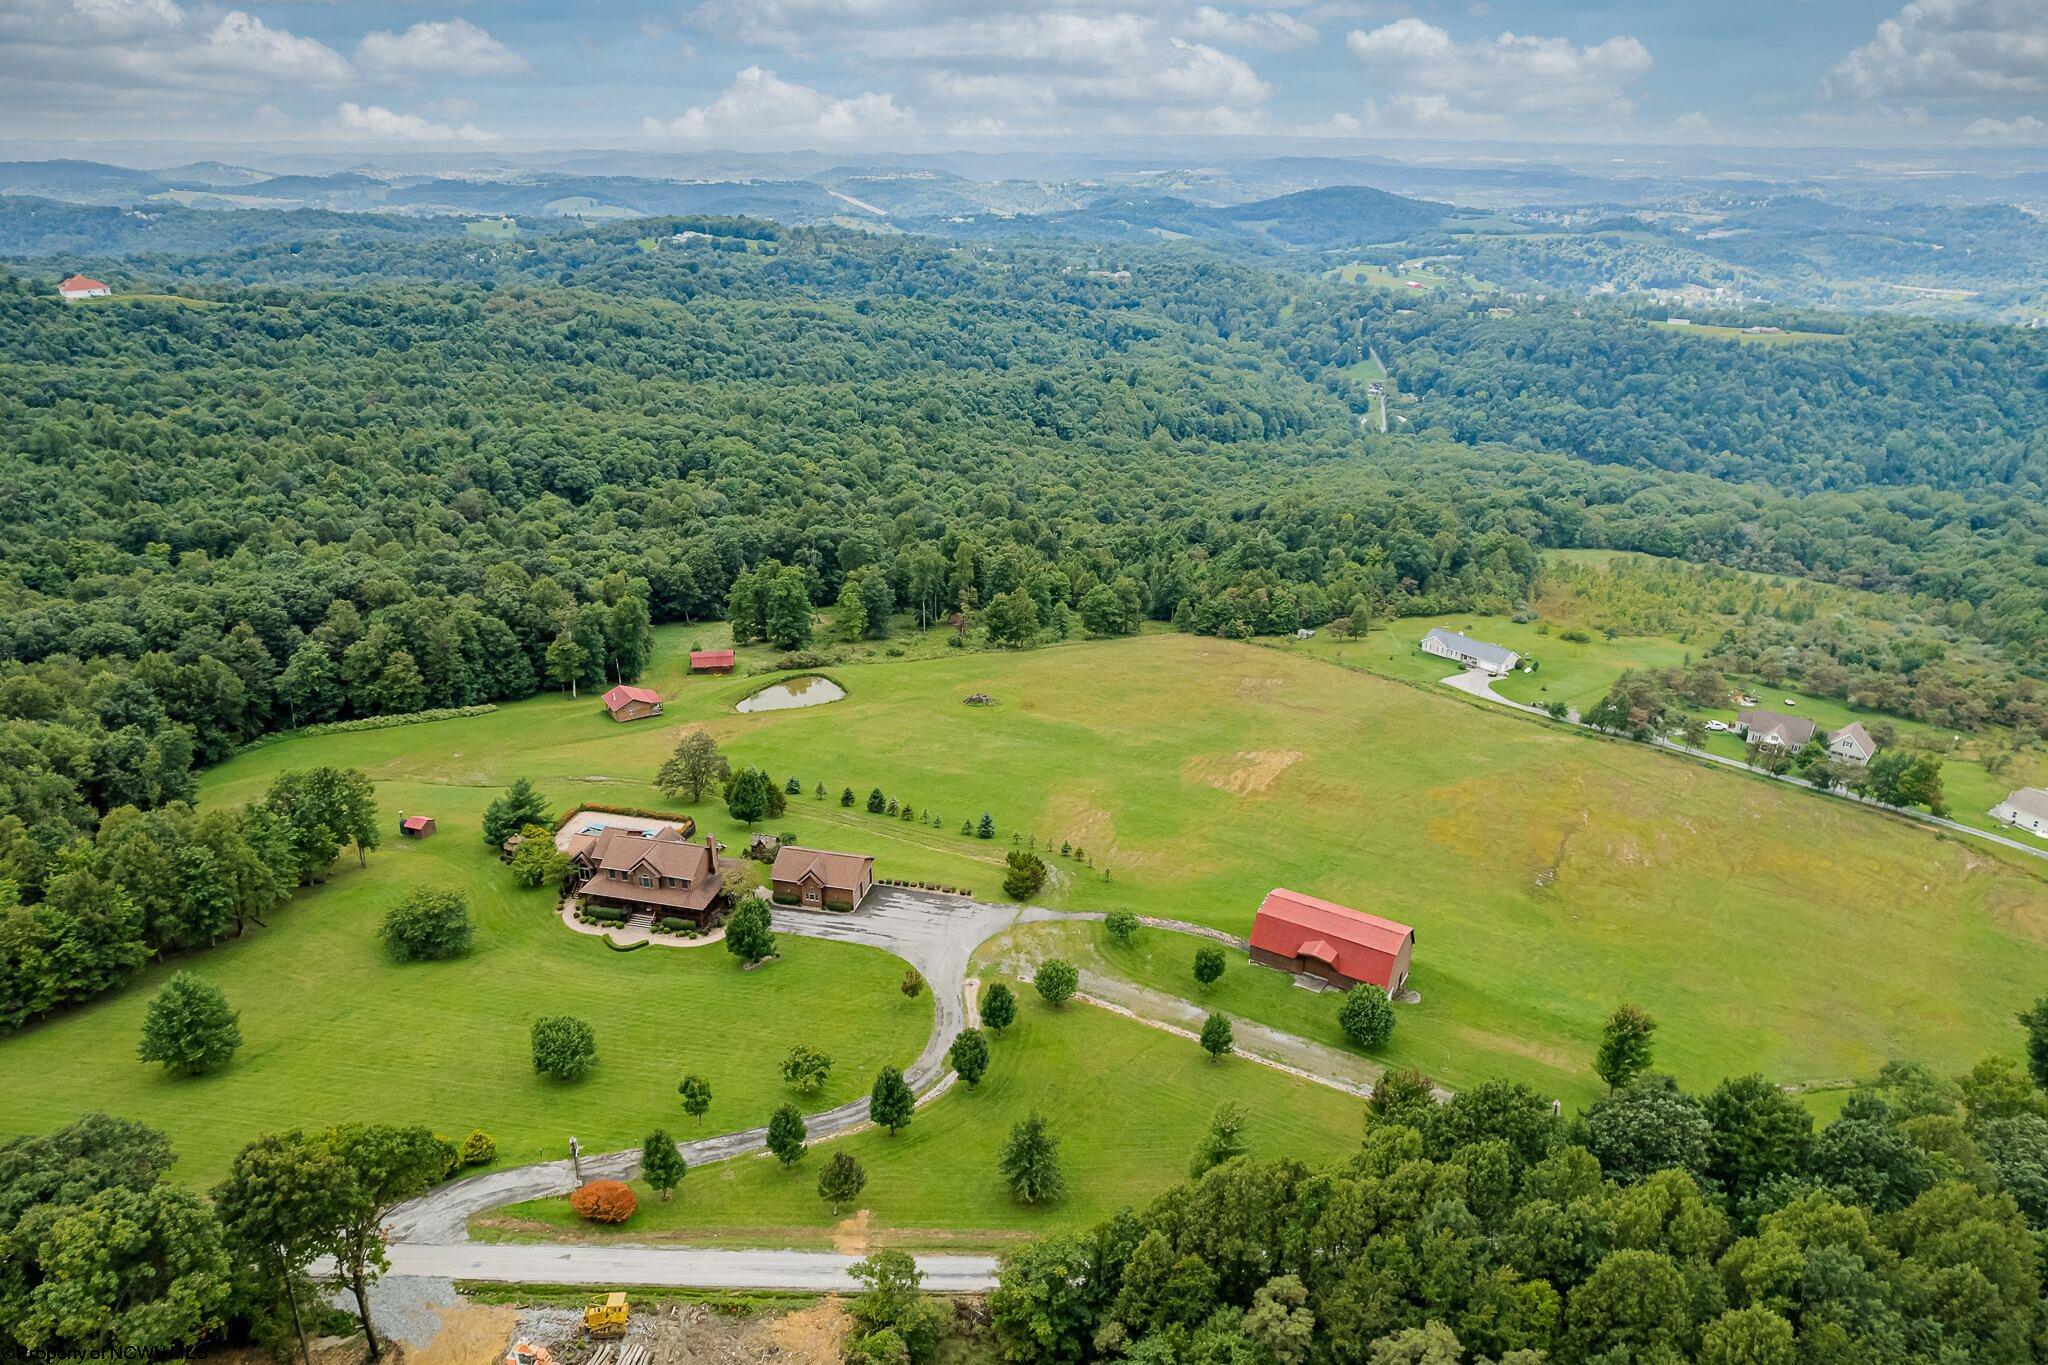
[571,1180,638,1224]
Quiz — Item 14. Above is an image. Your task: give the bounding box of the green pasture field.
[6,621,2046,1193]
[1653,321,1843,345]
[475,981,1365,1252]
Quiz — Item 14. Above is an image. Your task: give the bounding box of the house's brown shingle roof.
[573,825,720,912]
[1738,708,1816,747]
[771,845,874,894]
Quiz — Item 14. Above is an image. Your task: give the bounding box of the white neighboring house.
[1420,627,1520,676]
[1736,708,1816,749]
[58,274,110,301]
[1991,788,2048,837]
[1826,721,1877,765]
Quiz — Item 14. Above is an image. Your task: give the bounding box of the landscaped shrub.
[657,917,689,933]
[603,935,647,952]
[570,1179,637,1224]
[1034,960,1079,1006]
[585,907,628,927]
[380,889,473,962]
[532,1015,597,1081]
[1339,983,1396,1049]
[460,1130,497,1166]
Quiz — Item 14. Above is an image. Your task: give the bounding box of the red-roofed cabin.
[400,815,436,838]
[601,684,663,722]
[690,650,736,673]
[59,275,110,300]
[1250,888,1414,993]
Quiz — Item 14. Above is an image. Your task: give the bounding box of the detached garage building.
[1250,888,1415,993]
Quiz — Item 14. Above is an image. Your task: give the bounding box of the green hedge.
[553,804,698,837]
[237,704,498,751]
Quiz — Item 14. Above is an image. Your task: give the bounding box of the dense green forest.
[1379,302,2048,494]
[4,212,2048,902]
[984,1055,2048,1365]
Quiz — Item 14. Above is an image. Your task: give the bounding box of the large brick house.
[567,825,724,927]
[771,845,875,911]
[1250,888,1415,993]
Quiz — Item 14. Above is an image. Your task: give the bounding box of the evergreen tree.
[482,777,549,847]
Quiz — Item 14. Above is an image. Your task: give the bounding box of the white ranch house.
[1420,627,1520,676]
[1992,788,2048,837]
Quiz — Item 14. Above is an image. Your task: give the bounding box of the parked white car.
[1705,720,1729,732]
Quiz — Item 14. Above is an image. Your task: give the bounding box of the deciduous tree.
[136,971,241,1075]
[641,1130,687,1202]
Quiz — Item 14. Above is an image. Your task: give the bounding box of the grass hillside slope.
[4,626,2044,1183]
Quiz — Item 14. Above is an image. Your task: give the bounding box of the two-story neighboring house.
[1991,788,2048,838]
[1826,721,1877,765]
[567,825,724,927]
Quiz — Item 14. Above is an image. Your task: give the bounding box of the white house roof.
[1998,788,2048,822]
[1421,627,1518,672]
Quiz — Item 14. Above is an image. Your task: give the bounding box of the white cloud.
[172,11,352,86]
[1964,113,2047,136]
[1670,110,1717,140]
[644,66,916,143]
[357,19,527,78]
[1828,0,2048,101]
[1347,18,1652,130]
[336,100,499,142]
[1059,39,1271,106]
[1182,6,1318,51]
[68,0,182,37]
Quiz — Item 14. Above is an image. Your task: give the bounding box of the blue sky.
[2,0,2043,153]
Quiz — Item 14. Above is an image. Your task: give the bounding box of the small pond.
[735,675,846,714]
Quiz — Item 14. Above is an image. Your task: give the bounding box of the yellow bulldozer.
[584,1291,630,1339]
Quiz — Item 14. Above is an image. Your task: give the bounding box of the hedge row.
[237,704,498,751]
[552,804,698,837]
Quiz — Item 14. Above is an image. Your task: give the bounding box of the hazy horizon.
[3,0,2044,158]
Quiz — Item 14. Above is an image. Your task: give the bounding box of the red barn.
[1249,888,1414,993]
[601,684,663,722]
[690,650,736,673]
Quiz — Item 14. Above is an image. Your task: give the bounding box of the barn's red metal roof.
[1250,888,1413,987]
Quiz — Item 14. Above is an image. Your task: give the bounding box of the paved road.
[381,1243,1000,1292]
[384,888,1070,1244]
[1438,667,2047,865]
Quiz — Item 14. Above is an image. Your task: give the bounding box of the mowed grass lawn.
[0,770,932,1186]
[478,984,1365,1252]
[7,625,2048,1190]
